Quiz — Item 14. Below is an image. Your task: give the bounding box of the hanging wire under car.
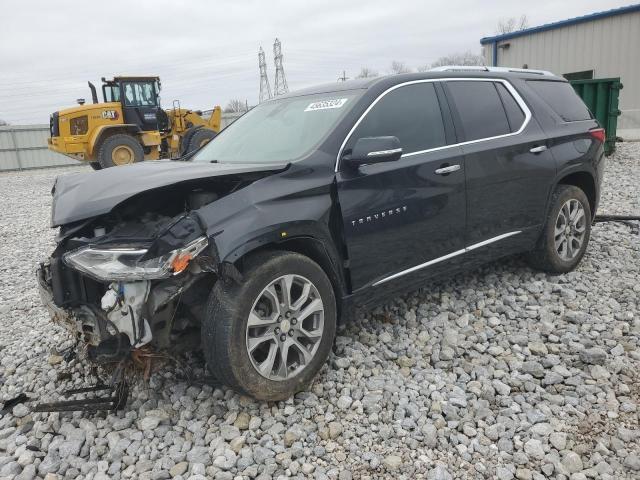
[594,214,640,234]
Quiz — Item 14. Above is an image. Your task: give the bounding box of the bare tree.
[224,99,249,114]
[356,67,379,79]
[423,51,485,70]
[389,61,411,75]
[496,15,528,34]
[0,119,8,126]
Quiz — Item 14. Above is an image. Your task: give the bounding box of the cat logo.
[101,110,119,120]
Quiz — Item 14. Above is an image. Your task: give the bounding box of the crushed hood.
[51,160,287,227]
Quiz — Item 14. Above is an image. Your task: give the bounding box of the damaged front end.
[35,161,287,410]
[38,212,215,365]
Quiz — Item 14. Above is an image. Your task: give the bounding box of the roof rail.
[430,65,556,76]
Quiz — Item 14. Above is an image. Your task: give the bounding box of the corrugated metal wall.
[0,125,76,171]
[482,10,640,138]
[0,113,243,172]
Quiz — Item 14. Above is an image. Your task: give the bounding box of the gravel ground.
[0,144,639,480]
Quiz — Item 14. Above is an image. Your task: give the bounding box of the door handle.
[435,164,461,175]
[530,145,547,154]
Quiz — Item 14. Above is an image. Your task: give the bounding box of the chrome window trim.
[335,77,531,172]
[367,148,402,157]
[371,230,521,286]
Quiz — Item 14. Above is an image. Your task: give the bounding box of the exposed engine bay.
[38,171,270,368]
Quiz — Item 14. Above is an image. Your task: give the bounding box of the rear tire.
[526,185,592,273]
[185,128,216,155]
[97,134,144,168]
[202,251,336,401]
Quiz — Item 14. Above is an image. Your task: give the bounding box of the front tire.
[186,128,216,155]
[202,251,336,401]
[526,185,592,273]
[97,134,144,168]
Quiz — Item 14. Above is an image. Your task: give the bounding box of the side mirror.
[344,136,402,168]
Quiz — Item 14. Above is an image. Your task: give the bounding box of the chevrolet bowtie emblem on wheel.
[351,205,408,226]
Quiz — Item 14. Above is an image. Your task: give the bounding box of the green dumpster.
[570,78,623,156]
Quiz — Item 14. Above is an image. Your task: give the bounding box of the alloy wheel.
[554,199,586,261]
[246,274,325,381]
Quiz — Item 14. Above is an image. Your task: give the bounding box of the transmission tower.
[258,47,272,103]
[273,38,289,96]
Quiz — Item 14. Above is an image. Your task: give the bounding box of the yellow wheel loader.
[47,76,222,169]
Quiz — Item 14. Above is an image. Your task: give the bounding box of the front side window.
[446,81,511,141]
[193,92,360,164]
[347,82,446,155]
[122,82,156,107]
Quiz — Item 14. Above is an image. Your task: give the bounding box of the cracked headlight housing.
[64,237,208,281]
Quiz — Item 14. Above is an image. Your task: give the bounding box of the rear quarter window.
[527,80,592,122]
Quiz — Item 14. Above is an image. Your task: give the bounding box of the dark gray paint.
[50,160,287,227]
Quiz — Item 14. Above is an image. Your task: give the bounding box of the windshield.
[193,91,360,164]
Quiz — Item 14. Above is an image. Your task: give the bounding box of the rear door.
[443,79,557,248]
[336,81,467,290]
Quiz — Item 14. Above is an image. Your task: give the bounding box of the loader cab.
[101,76,162,131]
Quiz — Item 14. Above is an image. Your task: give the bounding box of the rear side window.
[496,83,526,132]
[527,80,592,122]
[446,81,511,141]
[349,82,446,154]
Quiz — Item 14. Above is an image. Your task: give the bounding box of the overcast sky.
[0,0,632,124]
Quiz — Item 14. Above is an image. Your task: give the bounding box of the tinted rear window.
[527,80,592,122]
[446,81,511,141]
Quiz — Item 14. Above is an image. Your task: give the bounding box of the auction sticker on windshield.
[304,98,348,112]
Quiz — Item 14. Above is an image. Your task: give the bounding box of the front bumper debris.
[32,381,129,413]
[35,263,132,412]
[37,262,102,346]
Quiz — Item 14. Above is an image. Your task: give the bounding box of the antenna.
[258,47,272,103]
[273,38,289,96]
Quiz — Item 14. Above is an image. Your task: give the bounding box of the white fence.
[0,113,243,172]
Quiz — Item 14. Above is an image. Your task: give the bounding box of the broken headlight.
[64,237,208,281]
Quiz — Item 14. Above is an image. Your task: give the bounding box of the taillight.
[589,128,605,143]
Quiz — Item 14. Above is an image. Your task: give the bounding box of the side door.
[336,81,467,291]
[121,81,160,131]
[443,79,557,249]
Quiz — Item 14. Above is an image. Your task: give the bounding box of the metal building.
[480,4,640,139]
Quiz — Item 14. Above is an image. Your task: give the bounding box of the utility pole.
[258,47,272,103]
[337,70,348,82]
[273,38,289,96]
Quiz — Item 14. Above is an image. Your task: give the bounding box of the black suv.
[38,68,605,400]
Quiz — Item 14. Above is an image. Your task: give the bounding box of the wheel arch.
[89,124,140,156]
[555,170,597,215]
[232,235,349,322]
